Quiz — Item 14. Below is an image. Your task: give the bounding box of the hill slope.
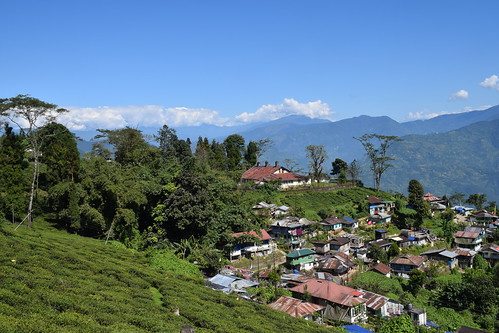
[383,119,499,199]
[0,222,339,333]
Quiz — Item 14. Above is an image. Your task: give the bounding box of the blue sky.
[1,1,498,130]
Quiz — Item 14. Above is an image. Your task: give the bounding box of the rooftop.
[290,278,365,307]
[267,296,325,318]
[231,229,272,241]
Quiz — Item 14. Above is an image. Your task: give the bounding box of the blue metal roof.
[342,325,374,333]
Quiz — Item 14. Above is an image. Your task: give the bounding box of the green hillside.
[383,119,499,200]
[0,221,341,333]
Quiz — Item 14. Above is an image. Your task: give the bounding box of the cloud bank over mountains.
[61,98,334,130]
[58,73,497,131]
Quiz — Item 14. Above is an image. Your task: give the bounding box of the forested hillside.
[385,119,499,199]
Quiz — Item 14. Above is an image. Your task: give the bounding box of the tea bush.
[0,222,344,332]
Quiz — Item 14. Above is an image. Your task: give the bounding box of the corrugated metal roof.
[439,250,459,259]
[369,263,391,275]
[367,196,383,204]
[453,248,477,256]
[267,296,325,317]
[423,193,441,202]
[290,279,365,307]
[454,231,479,239]
[359,290,387,310]
[390,254,425,266]
[286,248,315,258]
[342,325,374,333]
[232,229,272,240]
[330,237,350,246]
[208,274,238,288]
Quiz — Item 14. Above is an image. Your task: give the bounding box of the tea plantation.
[0,221,344,332]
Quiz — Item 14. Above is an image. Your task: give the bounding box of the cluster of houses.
[209,172,499,330]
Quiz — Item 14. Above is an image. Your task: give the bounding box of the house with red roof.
[290,278,367,323]
[369,263,392,277]
[241,161,310,189]
[267,296,325,321]
[229,229,275,260]
[422,193,442,203]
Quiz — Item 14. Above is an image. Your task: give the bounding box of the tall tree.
[354,134,401,191]
[0,124,27,221]
[153,170,216,240]
[194,136,211,167]
[156,125,179,159]
[39,122,80,186]
[224,134,245,170]
[283,158,304,174]
[0,94,67,227]
[408,179,424,207]
[306,145,328,183]
[95,127,149,165]
[331,158,348,177]
[407,179,429,225]
[255,138,272,161]
[347,159,361,186]
[0,124,26,192]
[210,139,227,170]
[449,192,466,206]
[244,141,258,166]
[466,193,487,210]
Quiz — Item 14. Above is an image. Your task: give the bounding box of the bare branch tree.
[305,145,328,183]
[0,94,67,227]
[353,134,401,191]
[347,159,362,186]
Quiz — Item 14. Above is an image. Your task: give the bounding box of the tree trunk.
[27,153,39,228]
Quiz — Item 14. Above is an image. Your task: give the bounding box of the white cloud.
[235,98,334,123]
[480,75,499,91]
[57,98,334,131]
[406,105,492,120]
[449,89,469,100]
[59,105,230,130]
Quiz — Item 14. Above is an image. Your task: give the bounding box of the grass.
[0,220,344,333]
[240,186,394,221]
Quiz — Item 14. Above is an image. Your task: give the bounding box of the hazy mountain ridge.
[75,105,499,199]
[384,118,499,199]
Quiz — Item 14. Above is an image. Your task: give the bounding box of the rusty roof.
[320,257,343,270]
[322,217,345,225]
[333,252,357,267]
[454,231,479,239]
[231,229,272,241]
[290,279,365,307]
[267,296,325,317]
[480,243,499,253]
[452,248,477,257]
[359,290,388,311]
[367,196,383,204]
[389,254,425,266]
[369,263,392,275]
[423,193,441,202]
[330,237,350,246]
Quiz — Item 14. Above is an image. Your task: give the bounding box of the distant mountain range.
[75,104,499,200]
